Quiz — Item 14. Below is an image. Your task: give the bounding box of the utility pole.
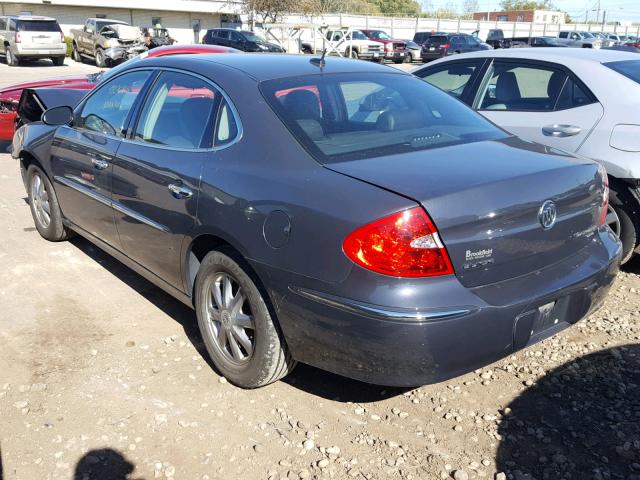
[601,10,606,27]
[596,0,600,23]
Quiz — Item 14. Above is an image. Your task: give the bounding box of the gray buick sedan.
[12,54,621,388]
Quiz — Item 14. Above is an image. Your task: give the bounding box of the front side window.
[216,30,230,40]
[479,63,570,111]
[417,61,483,100]
[76,70,151,137]
[261,73,505,163]
[134,71,219,149]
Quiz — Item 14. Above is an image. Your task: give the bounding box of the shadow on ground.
[69,236,403,402]
[622,255,640,275]
[496,344,640,479]
[74,448,137,480]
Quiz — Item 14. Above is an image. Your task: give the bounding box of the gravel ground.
[0,58,638,480]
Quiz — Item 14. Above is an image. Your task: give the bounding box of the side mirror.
[42,106,74,126]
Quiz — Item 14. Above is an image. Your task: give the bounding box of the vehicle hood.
[0,75,93,101]
[103,24,141,41]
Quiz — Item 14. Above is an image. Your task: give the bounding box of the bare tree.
[463,0,479,17]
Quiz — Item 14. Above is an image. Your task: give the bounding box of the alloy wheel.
[205,272,255,365]
[606,205,621,238]
[31,172,51,228]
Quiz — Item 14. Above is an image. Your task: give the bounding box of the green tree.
[370,0,422,16]
[499,0,553,10]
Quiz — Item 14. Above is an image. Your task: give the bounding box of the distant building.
[473,9,565,24]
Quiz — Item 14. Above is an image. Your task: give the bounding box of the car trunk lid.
[326,138,604,287]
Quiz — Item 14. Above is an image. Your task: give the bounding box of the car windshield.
[605,60,640,85]
[96,21,124,32]
[582,32,595,38]
[369,31,392,40]
[17,20,60,32]
[261,73,506,164]
[426,36,448,44]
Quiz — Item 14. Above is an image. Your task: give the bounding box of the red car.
[359,29,408,64]
[0,44,238,142]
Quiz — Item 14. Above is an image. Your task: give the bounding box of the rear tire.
[194,249,297,388]
[72,45,82,63]
[52,56,65,66]
[393,58,404,64]
[609,185,639,264]
[27,165,73,242]
[6,48,19,66]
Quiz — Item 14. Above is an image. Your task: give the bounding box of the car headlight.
[258,44,268,50]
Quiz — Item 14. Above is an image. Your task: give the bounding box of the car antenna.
[310,48,327,69]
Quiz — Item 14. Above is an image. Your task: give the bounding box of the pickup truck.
[557,31,602,48]
[360,29,408,63]
[300,29,384,61]
[472,29,511,49]
[71,18,146,67]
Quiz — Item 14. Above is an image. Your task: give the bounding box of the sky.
[430,0,640,22]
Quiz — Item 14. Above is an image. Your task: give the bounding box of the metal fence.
[277,13,640,40]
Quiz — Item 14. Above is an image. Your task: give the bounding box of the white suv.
[0,15,66,66]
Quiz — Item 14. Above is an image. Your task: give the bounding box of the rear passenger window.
[215,99,239,147]
[555,77,594,110]
[134,71,219,149]
[0,19,6,31]
[479,64,568,111]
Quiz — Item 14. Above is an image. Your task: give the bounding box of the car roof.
[6,15,57,21]
[89,18,127,23]
[429,47,640,64]
[145,53,404,81]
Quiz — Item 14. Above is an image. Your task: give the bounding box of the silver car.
[415,48,640,263]
[0,15,66,66]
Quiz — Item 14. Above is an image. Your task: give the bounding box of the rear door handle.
[542,124,582,138]
[91,158,109,170]
[168,183,193,199]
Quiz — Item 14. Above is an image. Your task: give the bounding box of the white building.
[0,0,245,43]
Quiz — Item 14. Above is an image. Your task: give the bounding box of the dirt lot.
[0,59,639,480]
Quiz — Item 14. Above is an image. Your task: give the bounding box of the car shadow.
[68,236,404,402]
[496,344,640,479]
[74,448,137,480]
[621,254,640,275]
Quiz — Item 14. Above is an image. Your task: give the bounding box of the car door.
[474,60,604,152]
[81,20,95,53]
[51,69,153,246]
[111,70,223,288]
[229,31,244,49]
[216,30,230,47]
[0,18,6,48]
[414,59,488,106]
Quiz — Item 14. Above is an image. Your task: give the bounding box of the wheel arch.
[182,232,266,304]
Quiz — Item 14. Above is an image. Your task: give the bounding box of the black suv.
[202,28,284,52]
[421,34,488,62]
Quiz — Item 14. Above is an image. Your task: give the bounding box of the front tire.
[27,165,72,242]
[95,48,106,68]
[72,45,82,62]
[194,249,297,388]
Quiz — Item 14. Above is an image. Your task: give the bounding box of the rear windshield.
[260,73,506,164]
[17,20,61,32]
[605,60,640,84]
[426,36,448,44]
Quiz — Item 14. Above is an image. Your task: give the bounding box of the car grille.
[365,45,382,53]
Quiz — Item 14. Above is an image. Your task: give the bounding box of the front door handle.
[91,158,109,170]
[168,183,193,199]
[542,124,582,138]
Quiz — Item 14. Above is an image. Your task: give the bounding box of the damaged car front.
[100,24,147,65]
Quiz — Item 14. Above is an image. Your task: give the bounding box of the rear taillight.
[15,32,21,43]
[384,42,393,52]
[343,207,454,277]
[442,43,450,49]
[60,32,65,43]
[598,164,609,226]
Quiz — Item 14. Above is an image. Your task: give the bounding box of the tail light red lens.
[60,32,65,43]
[15,32,21,43]
[343,207,454,277]
[442,43,450,49]
[384,42,393,52]
[598,164,609,226]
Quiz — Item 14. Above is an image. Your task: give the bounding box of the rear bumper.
[14,44,66,57]
[256,228,621,386]
[421,51,446,61]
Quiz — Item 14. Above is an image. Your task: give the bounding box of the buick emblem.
[539,200,557,230]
